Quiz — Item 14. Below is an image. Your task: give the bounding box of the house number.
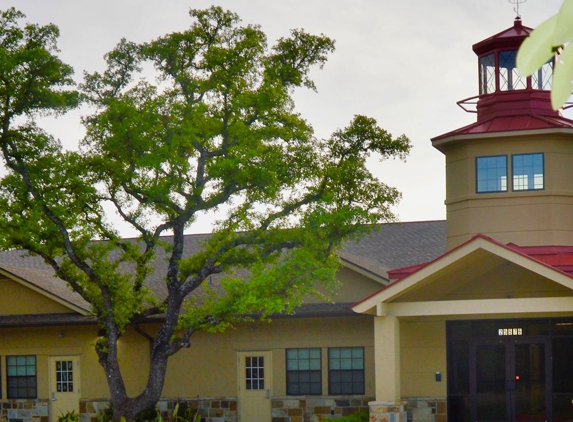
[498,328,522,336]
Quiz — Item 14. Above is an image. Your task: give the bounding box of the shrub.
[323,411,369,422]
[57,410,80,422]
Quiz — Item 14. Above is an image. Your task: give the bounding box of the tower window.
[476,156,508,193]
[512,153,544,191]
[479,53,496,94]
[499,50,526,91]
[532,60,553,90]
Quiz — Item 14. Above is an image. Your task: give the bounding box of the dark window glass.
[477,156,508,193]
[328,347,364,395]
[479,53,496,94]
[7,356,37,399]
[286,348,321,395]
[245,356,264,390]
[552,338,573,393]
[513,153,544,191]
[55,360,74,393]
[532,60,553,90]
[499,50,526,91]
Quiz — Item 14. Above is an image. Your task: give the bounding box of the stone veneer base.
[368,401,408,422]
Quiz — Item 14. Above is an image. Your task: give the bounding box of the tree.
[517,0,573,109]
[0,6,411,421]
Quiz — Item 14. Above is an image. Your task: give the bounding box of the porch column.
[370,314,407,422]
[374,314,400,401]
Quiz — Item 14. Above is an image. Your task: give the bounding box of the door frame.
[236,350,272,422]
[470,336,552,422]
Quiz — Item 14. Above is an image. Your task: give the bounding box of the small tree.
[0,7,411,421]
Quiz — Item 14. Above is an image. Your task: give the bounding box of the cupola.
[472,17,556,121]
[431,18,573,251]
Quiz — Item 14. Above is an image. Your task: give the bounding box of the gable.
[0,276,78,315]
[305,266,387,305]
[394,250,573,303]
[353,235,573,316]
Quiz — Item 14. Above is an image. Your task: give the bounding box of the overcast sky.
[9,0,570,233]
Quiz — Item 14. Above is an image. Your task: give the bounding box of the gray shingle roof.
[340,220,447,278]
[0,220,447,320]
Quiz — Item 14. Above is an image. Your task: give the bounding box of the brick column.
[368,401,407,422]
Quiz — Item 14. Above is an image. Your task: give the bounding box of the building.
[354,16,573,422]
[0,222,445,422]
[1,15,572,422]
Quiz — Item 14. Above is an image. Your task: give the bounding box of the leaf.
[517,15,558,77]
[551,43,573,109]
[554,0,573,45]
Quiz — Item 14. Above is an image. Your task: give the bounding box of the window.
[476,156,508,193]
[7,356,37,399]
[55,360,74,392]
[328,347,364,395]
[245,356,264,390]
[479,53,496,94]
[513,153,544,191]
[286,348,321,395]
[499,50,526,91]
[532,60,553,90]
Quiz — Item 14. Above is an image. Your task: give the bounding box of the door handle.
[265,389,270,399]
[51,392,56,402]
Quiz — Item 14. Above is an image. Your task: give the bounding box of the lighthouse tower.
[432,17,573,250]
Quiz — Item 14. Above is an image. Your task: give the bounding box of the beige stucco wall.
[306,266,385,304]
[165,315,375,398]
[400,319,446,398]
[0,325,102,400]
[0,315,374,401]
[442,132,573,249]
[0,277,74,314]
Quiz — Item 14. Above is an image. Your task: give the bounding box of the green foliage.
[517,0,573,109]
[0,5,411,421]
[97,406,114,422]
[322,412,369,422]
[57,410,80,422]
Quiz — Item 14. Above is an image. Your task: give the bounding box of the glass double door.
[471,337,550,422]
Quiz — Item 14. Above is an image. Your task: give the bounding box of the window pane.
[477,156,508,193]
[352,349,364,359]
[309,358,321,370]
[286,348,322,395]
[328,348,365,395]
[353,358,364,370]
[341,358,352,370]
[286,349,298,360]
[532,60,553,90]
[287,360,298,371]
[499,50,526,91]
[480,53,496,94]
[513,153,543,191]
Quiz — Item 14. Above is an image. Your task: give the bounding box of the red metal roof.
[433,113,573,141]
[473,18,532,55]
[387,238,573,281]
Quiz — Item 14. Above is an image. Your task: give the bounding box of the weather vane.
[508,0,527,19]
